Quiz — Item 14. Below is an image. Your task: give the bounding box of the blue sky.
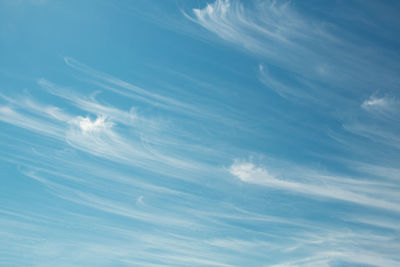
[1,0,400,266]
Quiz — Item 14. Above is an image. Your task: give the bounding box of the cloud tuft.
[74,115,114,134]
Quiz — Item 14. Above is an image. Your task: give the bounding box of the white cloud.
[187,0,400,100]
[74,115,114,134]
[188,0,300,57]
[229,160,400,212]
[63,57,194,113]
[361,96,394,110]
[229,161,276,184]
[362,96,388,108]
[136,195,144,206]
[0,105,65,140]
[361,95,398,114]
[342,94,400,149]
[186,0,336,79]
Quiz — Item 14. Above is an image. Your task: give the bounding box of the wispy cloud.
[0,87,218,183]
[1,51,399,267]
[63,57,199,114]
[339,94,400,152]
[361,95,399,119]
[229,160,400,212]
[186,0,400,100]
[74,115,113,134]
[362,96,392,109]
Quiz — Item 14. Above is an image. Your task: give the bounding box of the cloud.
[229,160,400,212]
[61,58,248,131]
[257,64,313,100]
[0,105,65,140]
[341,95,400,150]
[361,95,399,115]
[73,115,113,134]
[186,0,327,75]
[1,83,226,188]
[63,57,195,114]
[186,0,337,101]
[186,0,400,101]
[362,96,389,109]
[136,195,144,206]
[229,161,277,184]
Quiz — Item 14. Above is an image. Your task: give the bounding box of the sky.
[1,0,400,266]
